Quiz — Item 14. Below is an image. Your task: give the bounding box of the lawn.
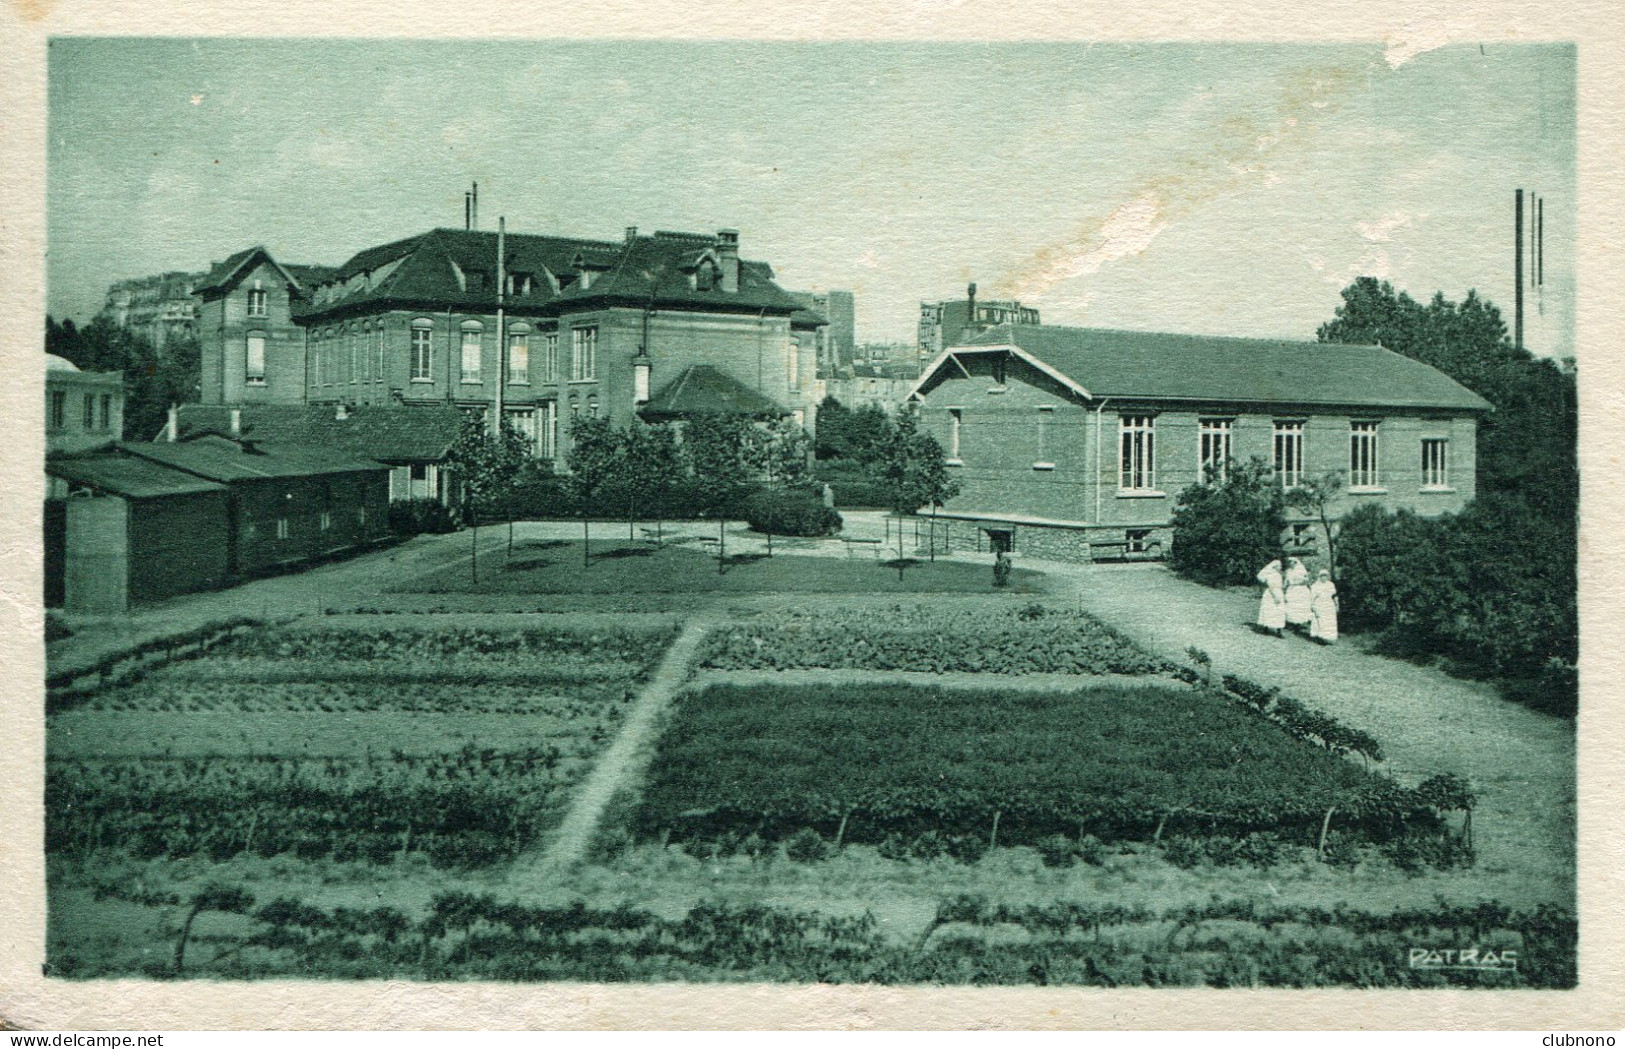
[395,539,1046,595]
[636,681,1440,851]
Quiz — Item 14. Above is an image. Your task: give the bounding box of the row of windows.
[247,507,369,543]
[48,391,116,433]
[306,323,593,387]
[944,411,1453,492]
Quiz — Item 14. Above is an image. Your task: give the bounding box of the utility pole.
[495,216,506,433]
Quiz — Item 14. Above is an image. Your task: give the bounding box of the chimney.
[966,282,978,338]
[472,182,479,231]
[625,226,639,244]
[229,408,241,437]
[717,229,740,293]
[166,405,179,442]
[1514,189,1524,351]
[465,191,472,231]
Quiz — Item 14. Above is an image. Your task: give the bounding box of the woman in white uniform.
[1256,559,1286,637]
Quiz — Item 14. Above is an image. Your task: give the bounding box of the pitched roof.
[639,364,788,420]
[47,452,228,499]
[301,227,805,321]
[171,404,463,462]
[121,435,388,483]
[193,246,314,298]
[936,324,1492,412]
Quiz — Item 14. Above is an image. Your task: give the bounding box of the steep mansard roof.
[921,324,1493,413]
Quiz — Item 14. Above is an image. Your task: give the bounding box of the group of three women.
[1256,556,1338,643]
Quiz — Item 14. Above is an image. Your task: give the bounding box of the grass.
[396,540,1046,595]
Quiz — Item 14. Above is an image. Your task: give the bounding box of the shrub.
[910,830,948,861]
[946,833,989,865]
[784,828,833,863]
[389,498,460,536]
[1036,834,1077,868]
[1077,834,1108,867]
[743,490,843,537]
[1169,457,1288,587]
[877,833,912,862]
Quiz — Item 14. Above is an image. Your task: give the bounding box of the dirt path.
[1047,562,1576,901]
[527,618,711,874]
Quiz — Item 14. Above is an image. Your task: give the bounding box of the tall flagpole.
[495,216,506,434]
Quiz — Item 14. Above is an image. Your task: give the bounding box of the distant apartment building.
[918,285,1040,358]
[196,225,822,468]
[97,270,205,351]
[789,289,855,375]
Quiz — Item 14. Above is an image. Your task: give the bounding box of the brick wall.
[198,260,308,405]
[127,490,232,603]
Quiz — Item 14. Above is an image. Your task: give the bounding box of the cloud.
[1356,211,1417,242]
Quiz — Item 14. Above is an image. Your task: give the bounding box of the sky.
[47,39,1575,357]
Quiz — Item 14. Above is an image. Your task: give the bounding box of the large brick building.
[196,226,823,468]
[909,324,1491,562]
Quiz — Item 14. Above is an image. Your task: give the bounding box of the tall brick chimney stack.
[717,229,740,293]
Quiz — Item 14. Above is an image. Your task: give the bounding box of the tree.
[682,411,763,569]
[871,404,960,566]
[759,415,813,489]
[447,412,531,515]
[1168,456,1288,587]
[566,415,624,567]
[1287,471,1345,573]
[47,315,201,441]
[847,403,896,467]
[616,421,684,543]
[813,395,852,460]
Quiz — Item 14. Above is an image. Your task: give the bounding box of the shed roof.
[639,364,788,420]
[172,404,462,462]
[47,453,228,499]
[938,324,1492,412]
[121,435,388,483]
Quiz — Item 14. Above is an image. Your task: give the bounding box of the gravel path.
[1052,562,1576,898]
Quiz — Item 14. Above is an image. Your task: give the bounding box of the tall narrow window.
[1350,421,1381,488]
[1273,420,1305,488]
[588,397,599,419]
[571,326,597,381]
[83,393,95,430]
[543,333,559,382]
[276,517,290,540]
[786,341,799,389]
[49,390,65,430]
[99,394,111,431]
[1421,438,1450,489]
[360,324,374,383]
[948,409,963,460]
[247,288,267,317]
[540,402,557,459]
[461,327,482,384]
[1199,418,1233,482]
[410,322,433,382]
[1035,407,1055,466]
[1119,415,1156,492]
[348,327,360,384]
[508,333,530,384]
[246,333,266,384]
[375,323,385,383]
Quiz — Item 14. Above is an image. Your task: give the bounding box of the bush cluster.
[743,490,843,537]
[388,498,460,536]
[1336,495,1577,715]
[1168,458,1288,587]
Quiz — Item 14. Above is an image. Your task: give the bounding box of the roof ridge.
[1015,322,1383,352]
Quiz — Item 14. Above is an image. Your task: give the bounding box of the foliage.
[870,404,960,516]
[448,412,532,514]
[564,416,623,517]
[1286,472,1345,572]
[783,828,833,863]
[46,315,201,442]
[636,680,1446,854]
[759,416,813,489]
[62,889,1575,987]
[700,606,1166,676]
[811,459,893,509]
[814,396,893,463]
[1168,457,1289,587]
[742,490,843,537]
[388,497,461,536]
[615,422,687,530]
[682,412,765,520]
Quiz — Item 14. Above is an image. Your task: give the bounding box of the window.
[319,510,332,532]
[275,518,289,540]
[1350,421,1381,488]
[410,321,433,382]
[1127,528,1153,554]
[508,333,530,384]
[359,325,372,383]
[461,328,482,384]
[348,327,360,384]
[947,408,963,460]
[571,326,597,381]
[83,393,95,430]
[1035,406,1055,467]
[543,333,559,382]
[98,394,111,431]
[246,333,266,384]
[1273,420,1305,488]
[1199,418,1232,482]
[1119,415,1156,492]
[375,324,385,383]
[247,288,267,317]
[49,390,65,430]
[587,397,599,420]
[1421,438,1450,489]
[540,402,558,459]
[786,340,799,389]
[506,409,538,453]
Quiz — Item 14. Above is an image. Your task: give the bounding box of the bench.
[843,537,885,559]
[1089,540,1164,563]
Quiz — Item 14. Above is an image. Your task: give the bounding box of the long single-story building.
[908,324,1493,563]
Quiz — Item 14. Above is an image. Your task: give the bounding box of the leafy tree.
[566,415,624,567]
[1168,457,1288,587]
[47,315,201,441]
[870,404,960,565]
[682,411,765,566]
[813,395,852,460]
[1287,471,1345,573]
[847,403,896,466]
[447,411,531,517]
[759,415,813,489]
[616,421,684,542]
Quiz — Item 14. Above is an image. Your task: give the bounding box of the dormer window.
[694,260,719,292]
[247,287,267,317]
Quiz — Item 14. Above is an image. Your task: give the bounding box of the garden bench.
[1088,540,1164,563]
[843,537,884,559]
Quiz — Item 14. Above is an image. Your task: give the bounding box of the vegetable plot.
[637,682,1448,854]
